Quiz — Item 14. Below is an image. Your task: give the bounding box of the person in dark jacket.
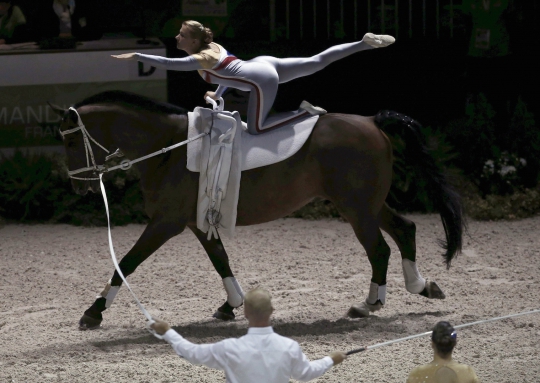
[35,0,101,42]
[0,0,30,45]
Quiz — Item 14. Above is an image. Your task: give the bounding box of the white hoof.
[347,300,383,318]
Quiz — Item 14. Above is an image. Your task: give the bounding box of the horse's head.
[49,103,108,195]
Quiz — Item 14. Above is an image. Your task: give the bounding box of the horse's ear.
[47,102,66,117]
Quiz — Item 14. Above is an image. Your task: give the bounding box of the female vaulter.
[112,20,395,135]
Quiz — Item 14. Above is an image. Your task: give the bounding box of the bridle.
[59,107,110,181]
[60,107,207,181]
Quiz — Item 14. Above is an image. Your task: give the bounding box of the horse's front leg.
[79,219,185,330]
[378,203,445,300]
[188,224,244,321]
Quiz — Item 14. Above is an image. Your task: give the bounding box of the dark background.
[11,0,539,127]
[2,0,540,223]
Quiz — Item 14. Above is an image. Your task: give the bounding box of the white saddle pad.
[195,109,243,239]
[187,107,319,172]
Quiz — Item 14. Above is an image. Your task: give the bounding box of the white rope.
[346,308,540,355]
[99,173,163,338]
[63,108,207,338]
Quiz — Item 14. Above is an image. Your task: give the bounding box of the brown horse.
[49,91,464,330]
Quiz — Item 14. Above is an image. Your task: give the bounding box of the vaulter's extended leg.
[79,219,185,330]
[378,203,445,299]
[188,225,244,321]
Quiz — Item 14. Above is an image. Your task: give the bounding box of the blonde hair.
[182,20,214,45]
[244,287,273,319]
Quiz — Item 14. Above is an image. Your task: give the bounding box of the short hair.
[182,20,213,45]
[244,287,273,318]
[431,321,457,357]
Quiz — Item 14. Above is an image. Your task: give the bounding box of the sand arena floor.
[1,214,539,382]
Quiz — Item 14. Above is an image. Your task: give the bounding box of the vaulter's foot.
[300,100,327,115]
[363,33,395,48]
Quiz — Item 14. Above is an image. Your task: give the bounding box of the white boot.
[363,33,395,48]
[300,100,327,115]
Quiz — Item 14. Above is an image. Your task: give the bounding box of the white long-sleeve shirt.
[162,326,334,383]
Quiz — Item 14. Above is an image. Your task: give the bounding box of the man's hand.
[330,351,347,365]
[111,53,137,60]
[204,91,218,102]
[150,318,171,335]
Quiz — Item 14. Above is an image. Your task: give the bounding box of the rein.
[61,107,207,180]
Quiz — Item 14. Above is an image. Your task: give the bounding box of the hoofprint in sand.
[1,214,539,382]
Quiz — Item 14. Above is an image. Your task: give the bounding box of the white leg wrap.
[402,259,426,294]
[99,280,121,308]
[366,282,386,305]
[223,277,244,308]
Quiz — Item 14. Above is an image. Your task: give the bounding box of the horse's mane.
[74,90,188,115]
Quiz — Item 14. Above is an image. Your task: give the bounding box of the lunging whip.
[346,308,540,355]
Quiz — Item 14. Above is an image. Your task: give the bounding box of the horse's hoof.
[79,314,102,330]
[213,301,237,321]
[419,280,446,299]
[213,310,236,321]
[347,301,383,318]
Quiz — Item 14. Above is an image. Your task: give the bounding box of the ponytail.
[431,321,457,357]
[203,27,213,44]
[183,20,214,45]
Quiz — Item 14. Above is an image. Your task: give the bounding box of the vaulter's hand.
[111,53,137,60]
[150,318,171,335]
[204,91,218,102]
[330,351,347,365]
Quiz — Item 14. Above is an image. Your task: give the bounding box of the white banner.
[0,51,165,87]
[0,38,167,152]
[183,0,227,16]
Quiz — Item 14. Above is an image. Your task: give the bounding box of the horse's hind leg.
[335,205,392,318]
[188,225,244,321]
[79,219,185,330]
[378,203,445,299]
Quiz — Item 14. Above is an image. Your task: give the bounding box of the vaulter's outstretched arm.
[112,52,228,99]
[111,52,203,71]
[135,53,203,71]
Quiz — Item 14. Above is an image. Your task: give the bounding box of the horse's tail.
[374,110,465,268]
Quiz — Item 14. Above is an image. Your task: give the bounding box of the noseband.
[60,107,207,181]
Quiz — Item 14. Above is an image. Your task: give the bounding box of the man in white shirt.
[150,287,347,383]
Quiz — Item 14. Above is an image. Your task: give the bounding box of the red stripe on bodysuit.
[214,56,238,71]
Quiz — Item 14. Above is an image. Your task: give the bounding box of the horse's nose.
[89,181,100,194]
[71,180,89,196]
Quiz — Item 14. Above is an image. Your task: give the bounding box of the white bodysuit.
[136,39,375,134]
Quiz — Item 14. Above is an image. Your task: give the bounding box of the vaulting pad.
[187,107,319,172]
[193,108,243,240]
